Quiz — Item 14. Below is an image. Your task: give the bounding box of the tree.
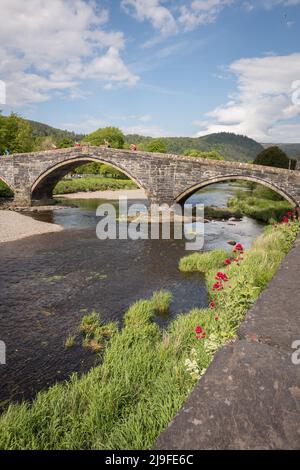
[82,127,125,149]
[0,112,34,154]
[254,146,291,169]
[146,139,166,153]
[184,149,225,160]
[74,162,102,174]
[100,164,128,179]
[57,137,74,149]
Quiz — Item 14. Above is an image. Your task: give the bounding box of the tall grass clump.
[80,311,117,352]
[0,221,298,450]
[179,249,229,273]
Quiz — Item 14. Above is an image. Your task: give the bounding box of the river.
[0,183,263,408]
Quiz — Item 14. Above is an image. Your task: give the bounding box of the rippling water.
[0,183,263,407]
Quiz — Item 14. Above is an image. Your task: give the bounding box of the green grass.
[151,290,172,315]
[0,221,298,450]
[228,186,293,223]
[64,335,76,349]
[228,196,292,223]
[179,249,229,273]
[80,311,118,352]
[53,176,137,195]
[204,206,243,220]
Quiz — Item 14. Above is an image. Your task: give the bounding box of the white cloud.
[61,113,156,135]
[121,0,178,36]
[0,0,139,106]
[122,0,236,37]
[178,0,234,31]
[195,53,300,143]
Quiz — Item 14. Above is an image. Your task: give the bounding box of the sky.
[0,0,300,142]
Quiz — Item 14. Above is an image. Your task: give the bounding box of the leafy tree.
[146,139,167,153]
[184,149,225,160]
[254,146,291,169]
[34,136,57,151]
[0,112,34,154]
[57,138,74,149]
[100,164,128,179]
[74,162,102,174]
[82,127,125,149]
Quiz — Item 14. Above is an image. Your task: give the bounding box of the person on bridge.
[130,144,137,152]
[74,141,81,148]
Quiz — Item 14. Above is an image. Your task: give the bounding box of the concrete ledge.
[238,236,300,352]
[156,235,300,450]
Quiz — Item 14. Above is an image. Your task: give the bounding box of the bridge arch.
[175,175,298,207]
[31,156,147,202]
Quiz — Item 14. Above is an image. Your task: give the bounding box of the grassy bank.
[0,220,298,449]
[53,176,137,195]
[228,186,293,223]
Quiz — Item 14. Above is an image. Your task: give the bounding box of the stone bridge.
[1,146,300,207]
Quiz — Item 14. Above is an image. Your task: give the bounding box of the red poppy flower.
[224,258,232,265]
[195,325,206,339]
[195,325,202,334]
[281,216,289,224]
[214,316,219,321]
[210,300,216,309]
[215,272,229,282]
[213,281,223,291]
[235,243,244,252]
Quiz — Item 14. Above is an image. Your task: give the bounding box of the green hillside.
[21,119,263,162]
[126,132,263,162]
[27,120,84,141]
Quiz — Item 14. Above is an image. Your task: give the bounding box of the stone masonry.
[1,146,300,207]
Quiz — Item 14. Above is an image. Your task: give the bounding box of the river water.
[0,183,263,408]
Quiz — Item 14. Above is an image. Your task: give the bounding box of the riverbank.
[0,210,63,243]
[55,188,147,200]
[0,217,298,449]
[53,176,137,195]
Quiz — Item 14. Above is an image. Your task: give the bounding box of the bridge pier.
[13,189,32,208]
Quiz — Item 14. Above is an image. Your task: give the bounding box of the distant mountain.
[126,132,264,162]
[27,119,263,162]
[263,143,300,161]
[27,119,84,141]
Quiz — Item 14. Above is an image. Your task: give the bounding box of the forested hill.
[27,120,84,141]
[27,119,263,162]
[125,133,263,162]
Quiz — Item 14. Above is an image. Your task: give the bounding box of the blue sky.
[1,0,300,142]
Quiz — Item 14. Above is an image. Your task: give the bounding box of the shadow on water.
[0,183,264,407]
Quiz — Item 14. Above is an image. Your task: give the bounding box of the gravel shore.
[0,210,63,243]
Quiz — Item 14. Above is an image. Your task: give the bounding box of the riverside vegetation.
[0,215,298,450]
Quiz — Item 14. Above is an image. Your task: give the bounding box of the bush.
[146,139,166,154]
[254,146,291,169]
[184,150,225,160]
[82,127,125,149]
